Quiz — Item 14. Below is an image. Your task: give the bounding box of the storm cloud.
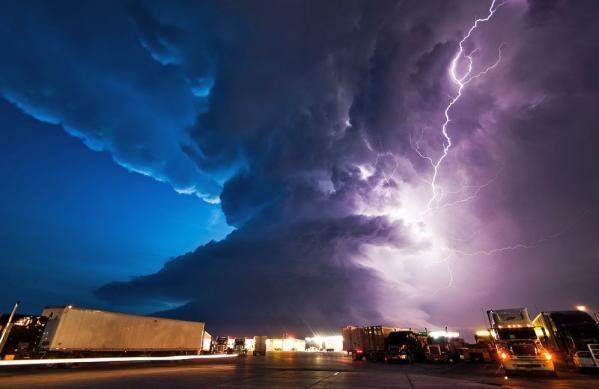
[3,0,599,335]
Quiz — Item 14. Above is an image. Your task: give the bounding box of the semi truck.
[459,330,496,363]
[342,325,423,362]
[253,336,267,356]
[233,338,247,356]
[385,330,422,363]
[487,308,556,376]
[0,314,47,359]
[533,310,599,372]
[424,331,462,363]
[214,337,230,354]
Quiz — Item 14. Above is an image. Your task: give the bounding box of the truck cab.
[534,311,599,372]
[385,331,421,363]
[214,337,229,354]
[424,331,461,363]
[488,308,556,376]
[233,338,247,356]
[253,336,267,356]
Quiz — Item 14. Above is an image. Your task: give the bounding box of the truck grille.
[516,363,542,369]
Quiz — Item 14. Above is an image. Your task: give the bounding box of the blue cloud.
[0,1,225,202]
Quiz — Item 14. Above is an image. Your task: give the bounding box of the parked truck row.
[0,304,274,361]
[209,336,266,356]
[489,307,599,374]
[2,301,597,376]
[342,325,461,363]
[342,307,599,376]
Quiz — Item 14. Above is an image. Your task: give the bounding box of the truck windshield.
[427,337,448,345]
[551,311,595,326]
[497,328,536,340]
[388,332,409,344]
[509,340,538,356]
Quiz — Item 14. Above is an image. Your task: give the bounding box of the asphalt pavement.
[0,352,598,388]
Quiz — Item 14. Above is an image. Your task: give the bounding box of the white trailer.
[202,331,212,354]
[253,336,267,356]
[39,306,205,356]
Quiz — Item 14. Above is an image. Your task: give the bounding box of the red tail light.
[356,348,363,354]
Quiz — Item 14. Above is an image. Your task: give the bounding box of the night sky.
[1,0,598,336]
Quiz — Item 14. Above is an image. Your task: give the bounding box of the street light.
[576,305,586,312]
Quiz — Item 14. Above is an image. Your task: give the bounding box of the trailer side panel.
[40,307,204,352]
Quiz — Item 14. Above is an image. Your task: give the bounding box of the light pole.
[0,301,20,356]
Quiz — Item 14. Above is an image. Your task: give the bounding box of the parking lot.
[0,352,597,388]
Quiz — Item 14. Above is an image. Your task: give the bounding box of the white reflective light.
[0,354,238,367]
[429,331,459,339]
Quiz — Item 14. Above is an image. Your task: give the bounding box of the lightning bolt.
[379,0,589,300]
[360,0,586,298]
[424,0,506,212]
[453,209,591,257]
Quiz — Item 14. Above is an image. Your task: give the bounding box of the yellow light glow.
[576,305,587,312]
[266,338,305,352]
[475,330,490,337]
[429,330,459,339]
[305,335,343,351]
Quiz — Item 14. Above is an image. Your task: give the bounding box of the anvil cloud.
[2,0,599,334]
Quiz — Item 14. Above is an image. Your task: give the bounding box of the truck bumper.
[573,355,598,370]
[503,358,555,374]
[386,354,411,362]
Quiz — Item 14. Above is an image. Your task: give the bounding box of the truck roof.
[41,306,204,326]
[488,308,532,326]
[544,310,596,325]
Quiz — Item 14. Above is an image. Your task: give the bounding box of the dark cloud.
[97,214,408,334]
[2,0,599,334]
